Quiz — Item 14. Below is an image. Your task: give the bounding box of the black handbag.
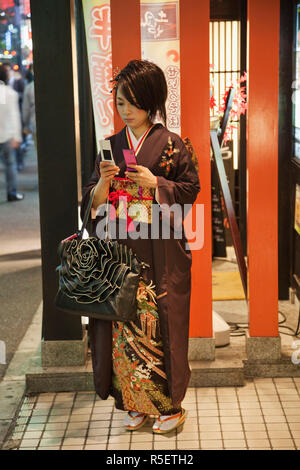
[55,190,148,321]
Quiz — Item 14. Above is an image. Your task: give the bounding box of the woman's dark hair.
[113,60,168,125]
[0,65,8,85]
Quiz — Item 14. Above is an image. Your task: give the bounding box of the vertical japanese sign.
[140,0,181,136]
[82,0,114,149]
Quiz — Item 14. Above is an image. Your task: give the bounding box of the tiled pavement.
[7,377,300,450]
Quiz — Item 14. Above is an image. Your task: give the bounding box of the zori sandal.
[123,411,148,431]
[152,409,186,434]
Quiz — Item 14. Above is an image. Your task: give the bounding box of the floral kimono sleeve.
[156,136,200,208]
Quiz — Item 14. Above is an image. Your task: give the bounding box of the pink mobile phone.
[122,149,137,172]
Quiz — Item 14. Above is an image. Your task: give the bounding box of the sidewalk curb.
[0,301,42,449]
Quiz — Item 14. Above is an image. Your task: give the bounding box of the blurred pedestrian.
[0,64,24,202]
[22,76,36,148]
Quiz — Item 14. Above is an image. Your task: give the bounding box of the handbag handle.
[79,187,110,239]
[79,187,96,237]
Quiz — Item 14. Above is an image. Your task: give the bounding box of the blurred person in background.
[0,64,24,202]
[22,70,36,148]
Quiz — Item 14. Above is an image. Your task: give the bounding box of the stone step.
[25,340,300,394]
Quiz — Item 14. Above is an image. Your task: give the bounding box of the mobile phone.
[123,149,137,172]
[99,140,115,165]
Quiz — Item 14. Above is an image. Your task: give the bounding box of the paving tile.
[243,423,266,431]
[67,422,89,430]
[131,433,154,443]
[198,417,220,424]
[289,423,300,430]
[268,430,292,439]
[21,437,40,448]
[38,446,61,450]
[199,431,222,440]
[64,429,87,438]
[222,431,245,440]
[26,423,45,431]
[219,417,242,424]
[178,424,198,433]
[42,430,66,439]
[286,416,300,423]
[247,439,271,449]
[281,401,300,408]
[245,431,268,439]
[154,431,176,440]
[218,403,239,410]
[39,438,62,447]
[199,424,221,432]
[240,416,264,424]
[47,415,70,423]
[61,445,84,450]
[131,442,153,450]
[28,416,48,424]
[265,423,289,431]
[23,430,43,439]
[270,438,295,448]
[240,409,262,416]
[37,393,55,402]
[177,432,199,441]
[107,443,130,450]
[262,409,284,416]
[259,402,282,409]
[200,440,223,449]
[19,443,38,449]
[239,402,261,409]
[63,437,86,446]
[198,410,219,417]
[85,436,107,445]
[217,397,239,404]
[219,409,240,417]
[197,403,218,410]
[284,408,300,416]
[50,408,72,416]
[177,440,200,449]
[69,414,91,422]
[153,442,176,450]
[223,439,247,449]
[87,428,109,437]
[108,434,131,444]
[89,420,110,429]
[90,413,112,421]
[84,444,107,450]
[263,415,287,423]
[221,424,243,432]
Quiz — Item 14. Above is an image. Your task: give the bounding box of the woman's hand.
[125,165,158,189]
[99,161,120,185]
[92,161,120,209]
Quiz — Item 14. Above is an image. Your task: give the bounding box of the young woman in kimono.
[81,60,200,434]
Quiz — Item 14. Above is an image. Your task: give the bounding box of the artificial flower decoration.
[210,71,248,143]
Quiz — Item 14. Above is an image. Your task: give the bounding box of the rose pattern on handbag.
[56,237,142,305]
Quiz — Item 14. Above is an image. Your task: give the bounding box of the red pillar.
[180,0,212,337]
[110,0,141,134]
[247,0,280,336]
